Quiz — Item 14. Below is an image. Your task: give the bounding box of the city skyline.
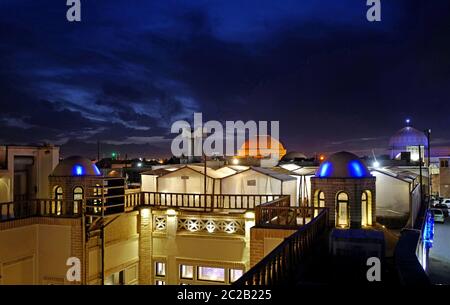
[1,0,449,159]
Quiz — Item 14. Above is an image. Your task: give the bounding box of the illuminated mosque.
[389,121,428,161]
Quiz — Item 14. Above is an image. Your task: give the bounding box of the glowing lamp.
[141,208,150,218]
[349,160,364,177]
[72,164,85,176]
[244,211,255,220]
[318,161,332,177]
[93,164,101,176]
[166,209,177,217]
[372,161,380,168]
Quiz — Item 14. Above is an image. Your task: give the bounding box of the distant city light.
[319,155,325,161]
[137,162,143,168]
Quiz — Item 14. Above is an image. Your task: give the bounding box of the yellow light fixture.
[141,208,150,218]
[244,211,255,220]
[166,209,177,217]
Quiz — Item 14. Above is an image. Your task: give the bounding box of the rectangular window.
[229,269,243,283]
[247,179,256,186]
[198,266,225,282]
[155,280,165,285]
[155,262,166,277]
[180,265,194,279]
[441,160,449,168]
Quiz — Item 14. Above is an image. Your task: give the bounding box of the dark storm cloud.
[0,0,449,158]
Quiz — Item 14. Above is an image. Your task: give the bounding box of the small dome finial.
[405,118,411,126]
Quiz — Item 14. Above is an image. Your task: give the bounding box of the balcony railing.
[0,199,82,222]
[125,192,284,211]
[234,209,328,285]
[1,192,289,222]
[255,196,327,227]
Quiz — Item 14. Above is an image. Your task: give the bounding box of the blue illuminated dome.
[316,151,371,178]
[389,126,428,159]
[51,156,102,177]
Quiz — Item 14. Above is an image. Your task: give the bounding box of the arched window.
[54,186,63,200]
[361,190,372,226]
[314,190,325,217]
[73,187,84,200]
[53,186,63,215]
[73,187,83,214]
[336,192,349,228]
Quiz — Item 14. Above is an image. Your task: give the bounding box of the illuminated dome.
[389,126,427,150]
[237,135,286,160]
[389,125,427,160]
[51,156,102,177]
[316,151,371,178]
[282,151,307,162]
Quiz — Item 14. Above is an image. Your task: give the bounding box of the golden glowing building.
[237,135,286,160]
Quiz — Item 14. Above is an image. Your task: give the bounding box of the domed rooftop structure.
[281,151,307,162]
[389,126,427,150]
[51,156,102,177]
[316,151,371,178]
[237,135,286,160]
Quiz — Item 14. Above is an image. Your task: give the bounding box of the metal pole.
[419,145,423,203]
[426,129,432,197]
[97,140,100,162]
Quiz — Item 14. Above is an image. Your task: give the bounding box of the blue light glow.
[93,164,101,176]
[318,161,332,177]
[73,164,85,176]
[348,160,365,177]
[423,210,434,249]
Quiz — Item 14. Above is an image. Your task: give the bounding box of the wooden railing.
[0,199,82,222]
[124,192,284,211]
[255,196,327,227]
[234,209,328,285]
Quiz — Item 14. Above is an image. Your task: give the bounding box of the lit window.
[198,266,225,282]
[155,280,165,285]
[155,262,166,277]
[336,192,349,228]
[73,187,83,214]
[55,186,63,200]
[180,265,193,279]
[229,269,243,283]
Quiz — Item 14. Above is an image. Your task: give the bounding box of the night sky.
[1,0,449,159]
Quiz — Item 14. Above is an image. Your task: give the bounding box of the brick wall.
[249,227,296,267]
[311,177,376,228]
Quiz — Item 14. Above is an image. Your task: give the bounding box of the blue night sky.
[0,0,449,158]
